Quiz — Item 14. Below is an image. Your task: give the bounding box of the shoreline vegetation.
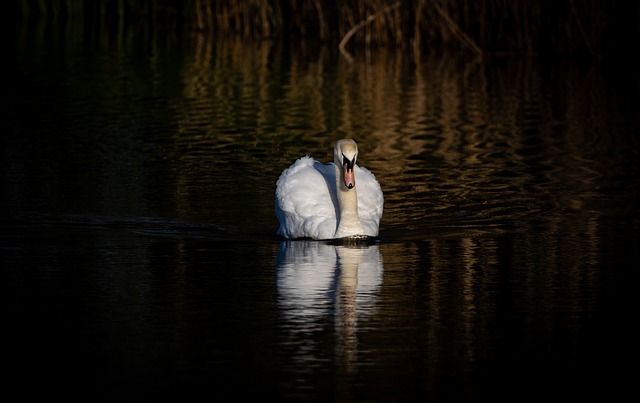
[12,0,638,60]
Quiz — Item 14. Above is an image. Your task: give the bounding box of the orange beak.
[343,159,355,189]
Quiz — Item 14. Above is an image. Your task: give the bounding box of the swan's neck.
[335,167,364,238]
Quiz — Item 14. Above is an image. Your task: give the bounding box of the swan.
[275,139,383,240]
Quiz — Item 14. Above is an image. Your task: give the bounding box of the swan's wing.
[275,157,337,239]
[355,165,384,236]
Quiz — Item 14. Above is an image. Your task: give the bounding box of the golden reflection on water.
[168,34,630,269]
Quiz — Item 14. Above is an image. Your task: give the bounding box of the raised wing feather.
[275,157,338,239]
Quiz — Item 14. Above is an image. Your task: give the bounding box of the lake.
[3,15,639,401]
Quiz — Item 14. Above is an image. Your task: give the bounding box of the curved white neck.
[335,165,364,238]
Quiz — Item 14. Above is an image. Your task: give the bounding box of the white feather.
[275,140,384,240]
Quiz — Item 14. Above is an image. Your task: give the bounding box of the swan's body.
[275,139,383,240]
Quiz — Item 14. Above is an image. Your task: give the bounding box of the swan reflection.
[276,240,383,374]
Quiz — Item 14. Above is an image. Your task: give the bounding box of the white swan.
[275,139,383,240]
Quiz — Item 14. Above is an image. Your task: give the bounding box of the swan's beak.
[343,156,356,189]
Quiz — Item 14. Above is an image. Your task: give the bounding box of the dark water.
[3,19,639,401]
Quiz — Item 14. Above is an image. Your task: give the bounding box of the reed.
[13,0,638,59]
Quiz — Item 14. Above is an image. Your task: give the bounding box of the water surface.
[3,18,639,401]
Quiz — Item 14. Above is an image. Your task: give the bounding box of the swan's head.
[334,139,358,189]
